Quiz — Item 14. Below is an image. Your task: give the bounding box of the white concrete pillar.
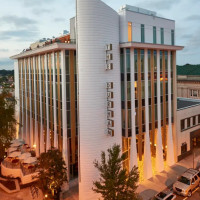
[29,58,33,147]
[156,50,164,172]
[14,60,20,139]
[61,50,69,184]
[39,55,44,153]
[45,54,51,150]
[130,48,138,169]
[24,59,29,144]
[22,59,26,141]
[33,57,39,156]
[143,49,153,179]
[167,51,175,166]
[20,62,24,140]
[52,52,58,148]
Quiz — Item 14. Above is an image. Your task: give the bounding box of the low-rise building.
[176,98,200,161]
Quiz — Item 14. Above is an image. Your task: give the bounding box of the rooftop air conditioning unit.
[106,53,113,61]
[107,101,114,109]
[107,128,114,137]
[107,110,114,118]
[107,119,114,127]
[107,91,114,99]
[106,82,113,89]
[106,44,112,51]
[106,63,113,70]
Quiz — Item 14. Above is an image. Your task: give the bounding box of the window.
[171,30,174,45]
[153,26,156,44]
[128,22,132,42]
[166,195,175,200]
[181,143,187,155]
[193,116,196,126]
[198,115,200,124]
[193,90,198,97]
[187,118,190,128]
[161,28,164,44]
[141,24,145,43]
[181,119,185,130]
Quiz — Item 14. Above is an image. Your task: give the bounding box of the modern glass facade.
[18,50,78,180]
[121,47,175,167]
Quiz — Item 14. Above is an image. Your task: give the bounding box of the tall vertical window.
[128,22,132,42]
[141,24,145,43]
[153,26,156,44]
[161,28,164,44]
[171,30,174,45]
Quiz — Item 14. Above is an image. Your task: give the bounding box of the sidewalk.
[137,153,200,200]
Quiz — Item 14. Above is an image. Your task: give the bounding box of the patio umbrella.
[8,151,22,158]
[7,147,17,153]
[11,139,24,144]
[10,142,23,147]
[23,157,37,164]
[18,153,31,160]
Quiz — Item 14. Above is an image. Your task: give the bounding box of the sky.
[0,0,199,70]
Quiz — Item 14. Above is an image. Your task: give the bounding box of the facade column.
[167,51,175,166]
[33,57,39,156]
[21,61,24,140]
[143,49,153,179]
[156,50,164,172]
[23,59,26,141]
[45,54,51,150]
[29,58,33,147]
[130,48,138,169]
[52,52,58,148]
[14,60,20,139]
[39,55,44,153]
[25,59,29,145]
[61,50,69,190]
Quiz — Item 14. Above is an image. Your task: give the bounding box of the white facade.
[77,0,122,199]
[176,99,200,160]
[119,5,175,45]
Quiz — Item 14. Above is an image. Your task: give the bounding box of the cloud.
[0,15,37,27]
[185,15,200,21]
[135,0,181,10]
[20,0,56,7]
[32,8,52,15]
[0,49,9,52]
[54,17,66,22]
[0,29,39,41]
[0,58,14,70]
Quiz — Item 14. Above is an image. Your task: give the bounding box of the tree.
[92,144,141,200]
[0,89,17,163]
[35,148,68,199]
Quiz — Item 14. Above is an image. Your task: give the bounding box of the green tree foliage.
[0,89,16,162]
[92,144,141,200]
[35,148,68,199]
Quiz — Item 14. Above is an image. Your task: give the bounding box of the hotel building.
[12,0,183,199]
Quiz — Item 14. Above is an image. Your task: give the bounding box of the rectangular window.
[187,118,190,128]
[161,28,164,44]
[171,30,174,45]
[141,24,145,43]
[153,26,156,44]
[193,116,196,126]
[181,143,187,155]
[198,115,200,124]
[128,22,132,42]
[193,90,198,97]
[181,119,185,131]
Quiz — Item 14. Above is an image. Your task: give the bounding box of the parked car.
[153,189,176,200]
[173,168,200,197]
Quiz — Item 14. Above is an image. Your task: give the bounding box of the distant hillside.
[0,70,14,76]
[177,64,200,76]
